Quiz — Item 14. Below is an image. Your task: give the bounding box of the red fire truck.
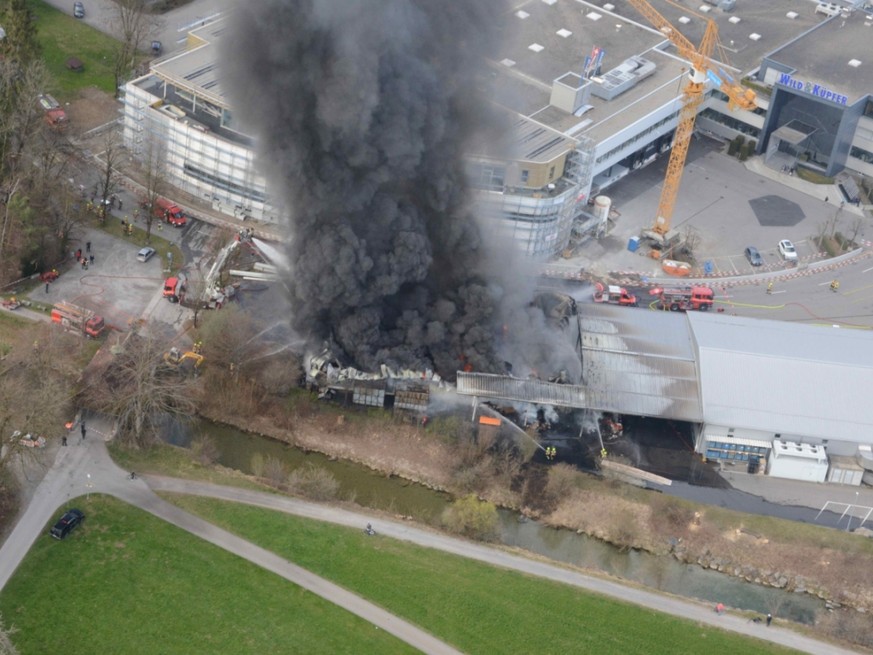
[650,286,714,312]
[592,282,638,307]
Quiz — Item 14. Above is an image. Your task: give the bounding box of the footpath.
[0,416,862,655]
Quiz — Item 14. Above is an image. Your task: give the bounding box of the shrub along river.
[168,419,822,624]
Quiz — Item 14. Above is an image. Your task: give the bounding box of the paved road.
[0,417,861,655]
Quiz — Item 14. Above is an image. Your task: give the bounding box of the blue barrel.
[627,236,640,252]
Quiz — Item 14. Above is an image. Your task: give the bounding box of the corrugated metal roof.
[689,312,873,442]
[456,304,702,421]
[580,304,702,420]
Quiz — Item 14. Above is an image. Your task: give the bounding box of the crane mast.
[626,0,757,242]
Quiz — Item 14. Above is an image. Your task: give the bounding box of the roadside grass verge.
[703,504,873,556]
[0,311,31,340]
[107,440,269,492]
[0,495,414,655]
[30,0,119,98]
[166,495,798,655]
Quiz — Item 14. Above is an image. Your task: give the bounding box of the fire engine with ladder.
[650,286,714,312]
[50,302,106,338]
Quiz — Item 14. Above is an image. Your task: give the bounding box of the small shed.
[767,440,828,483]
[827,455,864,486]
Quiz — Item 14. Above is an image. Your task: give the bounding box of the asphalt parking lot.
[30,228,169,332]
[571,136,864,280]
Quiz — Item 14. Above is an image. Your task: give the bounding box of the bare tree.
[848,216,864,247]
[140,133,167,243]
[96,131,124,224]
[0,59,49,181]
[196,303,261,373]
[0,325,81,470]
[81,332,196,449]
[112,0,161,99]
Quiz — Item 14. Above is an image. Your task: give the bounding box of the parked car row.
[743,239,798,266]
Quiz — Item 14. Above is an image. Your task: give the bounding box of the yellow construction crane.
[628,0,757,245]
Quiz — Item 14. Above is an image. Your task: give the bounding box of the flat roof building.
[121,1,873,244]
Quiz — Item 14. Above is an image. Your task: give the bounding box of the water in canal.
[173,419,822,623]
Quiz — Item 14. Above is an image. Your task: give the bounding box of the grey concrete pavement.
[567,138,871,284]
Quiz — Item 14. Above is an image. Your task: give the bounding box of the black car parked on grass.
[50,509,85,540]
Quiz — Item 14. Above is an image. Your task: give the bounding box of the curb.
[542,248,872,290]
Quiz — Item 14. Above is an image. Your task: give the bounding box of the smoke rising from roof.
[220,0,510,377]
[221,1,582,382]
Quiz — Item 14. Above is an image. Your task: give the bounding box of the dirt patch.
[65,87,120,135]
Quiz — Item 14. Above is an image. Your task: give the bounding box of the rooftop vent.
[557,28,573,38]
[541,0,556,5]
[500,58,516,67]
[749,32,762,41]
[700,5,711,13]
[550,72,592,114]
[515,10,529,19]
[678,16,691,24]
[529,43,544,53]
[849,59,862,67]
[786,11,799,19]
[586,11,602,21]
[589,55,657,101]
[603,3,615,10]
[729,16,741,24]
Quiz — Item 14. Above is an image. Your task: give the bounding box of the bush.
[250,452,265,478]
[262,456,287,487]
[544,463,580,504]
[658,498,696,530]
[190,436,220,465]
[287,464,340,501]
[441,494,499,541]
[728,134,745,157]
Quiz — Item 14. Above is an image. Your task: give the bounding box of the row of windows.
[468,163,505,191]
[850,145,873,164]
[699,108,761,139]
[596,112,679,164]
[706,449,763,462]
[705,440,769,462]
[183,162,267,203]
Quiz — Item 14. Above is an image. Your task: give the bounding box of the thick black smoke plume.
[221,0,506,377]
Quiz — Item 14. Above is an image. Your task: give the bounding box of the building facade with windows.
[122,22,279,223]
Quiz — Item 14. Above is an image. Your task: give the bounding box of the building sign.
[777,73,848,105]
[582,46,605,79]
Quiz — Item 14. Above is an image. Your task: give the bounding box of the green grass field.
[29,0,120,98]
[0,494,799,654]
[0,496,414,655]
[164,495,796,655]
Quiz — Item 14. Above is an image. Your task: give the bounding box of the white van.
[815,2,842,17]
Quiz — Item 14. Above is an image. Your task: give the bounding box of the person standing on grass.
[80,422,86,441]
[766,613,772,626]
